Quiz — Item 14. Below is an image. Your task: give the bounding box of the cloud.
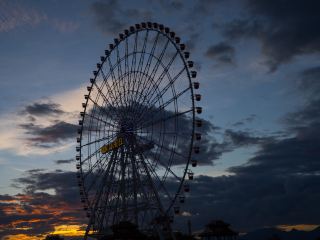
[192,0,222,15]
[171,65,320,231]
[90,0,124,34]
[0,0,47,32]
[298,66,320,98]
[51,19,79,33]
[232,114,257,127]
[179,172,320,232]
[205,42,235,65]
[96,104,224,165]
[0,86,83,155]
[19,121,78,147]
[54,158,75,165]
[284,66,320,128]
[0,170,85,238]
[221,0,320,71]
[185,32,200,52]
[224,129,267,147]
[21,102,65,117]
[90,0,152,35]
[160,0,184,11]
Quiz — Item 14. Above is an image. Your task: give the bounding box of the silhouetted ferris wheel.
[76,22,202,239]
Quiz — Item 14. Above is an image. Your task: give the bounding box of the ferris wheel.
[76,22,202,238]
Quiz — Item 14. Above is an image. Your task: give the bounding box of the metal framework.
[76,22,202,239]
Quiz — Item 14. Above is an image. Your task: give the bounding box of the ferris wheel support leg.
[84,151,117,239]
[138,152,176,240]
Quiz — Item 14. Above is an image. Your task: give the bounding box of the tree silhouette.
[44,235,64,240]
[268,234,281,240]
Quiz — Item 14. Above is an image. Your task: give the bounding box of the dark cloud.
[175,65,320,231]
[153,0,184,12]
[0,194,15,201]
[285,98,320,129]
[185,32,200,51]
[91,0,152,35]
[90,0,124,34]
[222,0,320,71]
[222,18,263,40]
[55,158,75,165]
[192,0,222,15]
[298,66,320,97]
[205,42,235,65]
[83,103,224,166]
[1,170,85,238]
[21,102,64,117]
[232,114,257,127]
[284,66,320,128]
[179,172,320,231]
[0,0,47,32]
[14,170,79,199]
[224,129,267,147]
[19,121,77,146]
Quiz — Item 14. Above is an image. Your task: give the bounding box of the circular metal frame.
[76,22,202,238]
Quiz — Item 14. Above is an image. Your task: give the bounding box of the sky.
[0,0,320,239]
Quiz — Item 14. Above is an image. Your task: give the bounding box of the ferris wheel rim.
[76,22,201,231]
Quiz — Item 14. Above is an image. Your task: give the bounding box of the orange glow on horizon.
[2,234,45,240]
[2,224,86,240]
[49,224,86,237]
[277,224,319,232]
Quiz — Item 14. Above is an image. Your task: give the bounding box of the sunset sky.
[0,0,320,239]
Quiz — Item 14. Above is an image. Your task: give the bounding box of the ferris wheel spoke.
[81,136,107,148]
[137,30,149,76]
[87,98,120,127]
[136,134,188,161]
[138,108,193,131]
[157,86,190,111]
[136,130,190,141]
[112,158,126,223]
[81,130,118,149]
[149,38,170,80]
[83,152,110,181]
[142,153,174,202]
[124,37,131,105]
[127,146,139,224]
[129,30,149,106]
[134,39,170,109]
[137,152,166,215]
[120,146,129,220]
[98,69,122,110]
[98,152,120,228]
[104,166,121,224]
[116,45,123,84]
[132,32,160,105]
[107,56,126,108]
[127,147,161,224]
[91,152,116,211]
[106,56,121,102]
[83,110,117,129]
[81,146,102,164]
[127,31,139,108]
[149,69,188,108]
[84,150,116,236]
[142,144,181,181]
[136,67,186,123]
[116,44,127,109]
[85,127,118,133]
[141,50,179,108]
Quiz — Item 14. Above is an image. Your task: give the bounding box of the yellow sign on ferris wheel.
[100,137,124,154]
